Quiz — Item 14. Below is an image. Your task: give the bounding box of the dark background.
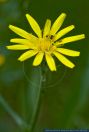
[0,0,89,132]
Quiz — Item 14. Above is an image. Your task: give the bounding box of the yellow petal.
[10,38,36,49]
[50,13,66,35]
[26,14,42,38]
[53,51,75,68]
[56,48,80,56]
[18,50,38,61]
[9,25,37,41]
[55,34,85,46]
[43,19,51,37]
[6,45,30,50]
[33,52,44,66]
[45,53,56,71]
[54,25,75,41]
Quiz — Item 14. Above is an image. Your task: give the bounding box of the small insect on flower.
[7,13,85,71]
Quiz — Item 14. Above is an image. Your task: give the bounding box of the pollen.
[37,37,52,52]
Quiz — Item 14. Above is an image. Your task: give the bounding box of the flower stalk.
[25,63,47,132]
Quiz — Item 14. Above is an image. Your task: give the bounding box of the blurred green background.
[0,0,89,132]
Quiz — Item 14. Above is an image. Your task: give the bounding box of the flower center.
[37,38,56,53]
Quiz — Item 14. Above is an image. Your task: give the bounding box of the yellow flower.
[0,54,5,66]
[7,13,85,71]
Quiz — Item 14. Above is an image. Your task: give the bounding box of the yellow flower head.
[7,13,85,71]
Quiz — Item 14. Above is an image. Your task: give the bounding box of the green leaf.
[0,95,27,129]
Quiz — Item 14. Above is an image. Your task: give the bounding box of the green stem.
[28,64,47,132]
[29,86,42,132]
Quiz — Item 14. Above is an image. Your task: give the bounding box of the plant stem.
[27,64,47,132]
